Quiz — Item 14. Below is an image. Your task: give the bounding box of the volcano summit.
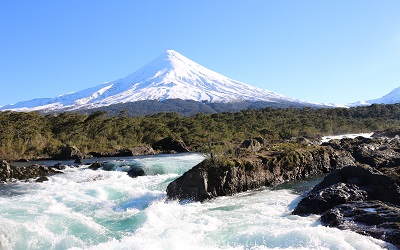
[1,50,319,112]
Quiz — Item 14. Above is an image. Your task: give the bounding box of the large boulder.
[152,137,189,153]
[127,167,145,178]
[52,145,84,160]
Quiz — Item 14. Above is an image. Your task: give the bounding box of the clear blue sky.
[1,0,399,106]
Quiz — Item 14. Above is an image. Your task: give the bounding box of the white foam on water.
[321,133,374,143]
[0,153,395,250]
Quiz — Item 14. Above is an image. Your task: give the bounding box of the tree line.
[1,103,400,160]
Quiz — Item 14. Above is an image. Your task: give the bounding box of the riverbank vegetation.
[1,103,400,160]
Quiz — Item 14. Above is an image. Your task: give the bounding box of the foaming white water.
[321,132,374,143]
[0,153,395,249]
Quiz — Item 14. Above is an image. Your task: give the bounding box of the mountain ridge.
[349,87,400,106]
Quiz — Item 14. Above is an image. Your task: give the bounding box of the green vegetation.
[1,103,400,160]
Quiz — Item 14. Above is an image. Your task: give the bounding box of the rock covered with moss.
[166,145,354,201]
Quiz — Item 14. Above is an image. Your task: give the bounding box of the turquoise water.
[0,153,395,249]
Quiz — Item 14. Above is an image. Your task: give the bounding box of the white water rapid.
[0,153,395,249]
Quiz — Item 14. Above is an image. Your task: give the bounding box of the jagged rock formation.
[293,165,400,215]
[322,136,400,169]
[321,201,400,248]
[166,145,354,201]
[1,160,61,182]
[292,152,400,247]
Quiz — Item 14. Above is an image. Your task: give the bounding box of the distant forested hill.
[78,99,326,117]
[1,103,400,161]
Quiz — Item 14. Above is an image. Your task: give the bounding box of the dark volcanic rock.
[372,128,400,138]
[166,146,353,202]
[52,145,84,160]
[51,163,66,170]
[152,137,189,153]
[1,160,60,182]
[322,136,400,169]
[321,201,400,248]
[309,165,400,205]
[74,158,83,164]
[293,164,400,247]
[127,167,145,178]
[88,162,102,170]
[292,182,367,215]
[36,176,49,182]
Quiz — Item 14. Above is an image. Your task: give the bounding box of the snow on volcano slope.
[1,50,317,112]
[349,87,400,106]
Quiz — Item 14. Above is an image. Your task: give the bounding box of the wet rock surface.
[1,160,61,182]
[321,201,400,248]
[293,156,400,247]
[127,167,145,178]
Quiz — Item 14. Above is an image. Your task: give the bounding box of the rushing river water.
[0,153,395,249]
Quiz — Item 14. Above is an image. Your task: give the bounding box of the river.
[0,153,394,249]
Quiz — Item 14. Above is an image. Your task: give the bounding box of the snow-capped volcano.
[1,50,316,112]
[349,87,400,106]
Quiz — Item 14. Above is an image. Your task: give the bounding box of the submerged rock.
[36,176,49,182]
[127,167,145,178]
[88,162,102,170]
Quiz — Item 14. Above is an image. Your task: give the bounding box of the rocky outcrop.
[1,160,61,182]
[152,137,189,153]
[293,165,400,215]
[321,201,400,248]
[372,128,400,138]
[292,182,367,215]
[166,146,354,201]
[293,164,400,248]
[322,136,400,169]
